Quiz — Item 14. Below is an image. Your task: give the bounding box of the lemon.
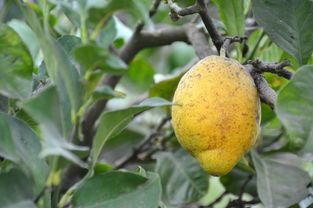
[172,55,260,176]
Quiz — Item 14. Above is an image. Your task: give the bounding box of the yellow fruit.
[171,55,260,176]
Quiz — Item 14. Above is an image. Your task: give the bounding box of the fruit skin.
[171,55,260,176]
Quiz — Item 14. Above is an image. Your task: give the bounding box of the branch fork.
[247,59,293,79]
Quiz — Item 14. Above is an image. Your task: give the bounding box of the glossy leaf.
[252,0,313,65]
[150,73,185,101]
[251,150,310,208]
[126,58,155,92]
[72,171,161,208]
[0,169,38,208]
[155,149,209,205]
[21,86,88,168]
[20,3,83,113]
[92,86,125,100]
[100,129,144,165]
[213,0,245,37]
[276,65,313,153]
[0,112,49,193]
[91,97,172,166]
[87,0,151,28]
[220,168,257,197]
[0,23,34,100]
[259,43,284,63]
[98,18,117,48]
[8,19,40,63]
[57,35,82,58]
[73,44,127,74]
[213,0,245,59]
[0,95,8,113]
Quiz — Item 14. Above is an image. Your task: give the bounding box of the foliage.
[0,0,312,208]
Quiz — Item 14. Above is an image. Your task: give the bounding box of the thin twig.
[114,116,171,169]
[167,0,224,51]
[220,36,247,57]
[134,0,161,31]
[244,59,294,109]
[248,59,293,79]
[196,0,224,51]
[149,0,162,17]
[226,199,260,208]
[200,190,229,208]
[246,64,277,109]
[135,0,162,32]
[238,175,253,201]
[168,0,200,17]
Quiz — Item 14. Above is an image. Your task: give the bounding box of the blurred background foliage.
[0,0,312,208]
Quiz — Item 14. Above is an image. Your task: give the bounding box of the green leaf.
[0,169,38,208]
[92,85,125,100]
[252,0,313,65]
[149,72,185,114]
[276,65,313,153]
[100,129,144,166]
[0,23,34,100]
[91,97,172,167]
[72,171,161,208]
[251,150,311,208]
[98,18,117,48]
[155,149,209,205]
[259,43,284,63]
[8,19,40,64]
[0,95,8,113]
[213,0,245,37]
[73,44,127,74]
[213,0,245,59]
[126,58,155,92]
[106,129,143,147]
[220,168,257,197]
[87,0,151,29]
[20,2,83,113]
[168,43,197,72]
[260,103,275,124]
[21,86,88,168]
[57,35,82,58]
[150,72,185,101]
[0,112,49,194]
[93,163,113,175]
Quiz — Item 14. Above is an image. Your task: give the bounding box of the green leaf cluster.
[0,0,312,208]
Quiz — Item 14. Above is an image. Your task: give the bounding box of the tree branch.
[168,0,200,16]
[245,64,277,109]
[238,175,253,201]
[196,0,224,51]
[244,59,293,109]
[220,36,247,57]
[81,24,212,144]
[185,25,213,58]
[167,0,224,51]
[248,59,293,79]
[134,0,162,33]
[114,116,171,169]
[119,26,189,64]
[81,26,189,144]
[226,199,260,208]
[149,0,162,17]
